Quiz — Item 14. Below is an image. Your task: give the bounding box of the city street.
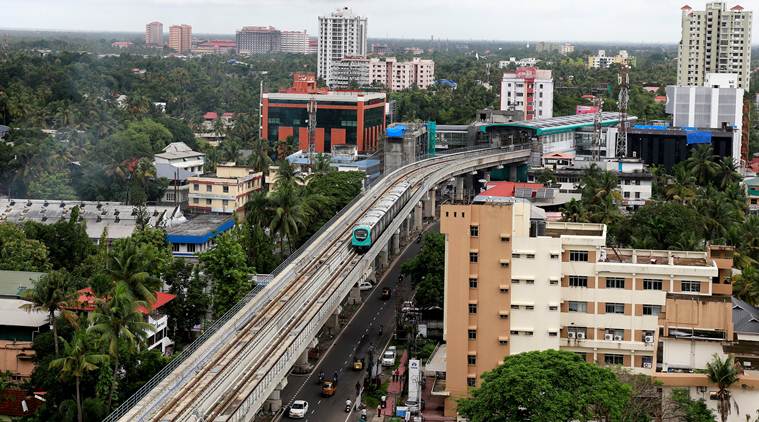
[275,225,434,421]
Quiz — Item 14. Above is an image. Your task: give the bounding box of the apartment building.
[145,21,163,46]
[281,30,309,54]
[677,3,752,89]
[439,198,744,417]
[187,164,263,215]
[318,7,368,85]
[236,26,281,55]
[154,142,205,204]
[587,50,636,69]
[500,67,553,120]
[168,24,192,53]
[330,56,435,91]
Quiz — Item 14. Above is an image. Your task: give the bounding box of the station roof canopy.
[481,112,636,136]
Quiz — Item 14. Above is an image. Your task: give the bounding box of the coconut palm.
[311,153,333,176]
[715,157,741,190]
[269,186,311,258]
[705,354,739,422]
[561,199,588,223]
[245,191,273,229]
[685,144,719,186]
[664,165,697,204]
[88,283,152,409]
[20,271,78,356]
[248,138,272,175]
[49,328,110,422]
[107,241,158,305]
[274,159,305,191]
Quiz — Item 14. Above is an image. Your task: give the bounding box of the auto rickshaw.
[352,356,364,371]
[321,380,337,397]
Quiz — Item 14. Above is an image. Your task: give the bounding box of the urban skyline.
[3,0,759,43]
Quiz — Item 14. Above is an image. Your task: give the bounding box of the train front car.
[351,225,372,252]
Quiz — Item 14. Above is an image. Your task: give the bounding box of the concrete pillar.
[423,189,436,219]
[265,379,288,412]
[509,164,518,181]
[392,230,400,256]
[414,202,424,232]
[293,337,319,373]
[379,244,389,270]
[325,307,342,335]
[348,283,362,305]
[404,215,412,241]
[454,176,464,202]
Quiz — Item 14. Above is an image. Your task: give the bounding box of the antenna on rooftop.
[616,64,630,165]
[307,97,317,164]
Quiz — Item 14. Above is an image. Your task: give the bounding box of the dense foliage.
[400,232,445,308]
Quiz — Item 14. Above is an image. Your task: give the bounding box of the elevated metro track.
[106,145,530,422]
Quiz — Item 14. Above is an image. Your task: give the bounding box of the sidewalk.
[382,350,409,417]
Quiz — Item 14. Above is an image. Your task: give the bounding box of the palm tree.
[561,199,588,223]
[49,328,110,422]
[705,354,739,422]
[245,191,273,229]
[664,165,697,204]
[274,159,305,191]
[269,186,310,258]
[685,144,719,186]
[20,271,77,356]
[89,283,152,409]
[248,138,272,175]
[715,157,741,190]
[311,153,333,176]
[107,241,158,305]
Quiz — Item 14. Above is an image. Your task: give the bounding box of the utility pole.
[616,64,630,169]
[258,79,263,141]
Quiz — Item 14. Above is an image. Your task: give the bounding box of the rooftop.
[482,112,636,136]
[166,214,235,245]
[68,288,175,315]
[264,91,386,103]
[733,296,759,334]
[601,248,709,266]
[0,271,45,298]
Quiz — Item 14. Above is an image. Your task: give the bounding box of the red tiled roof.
[731,5,744,11]
[544,152,575,159]
[0,390,44,417]
[654,96,667,103]
[67,288,175,315]
[222,112,235,118]
[480,182,544,198]
[681,4,692,10]
[203,112,218,120]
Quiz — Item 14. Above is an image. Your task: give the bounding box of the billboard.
[576,105,599,115]
[515,67,537,79]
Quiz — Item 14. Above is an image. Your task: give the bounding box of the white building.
[560,43,575,55]
[677,2,752,89]
[498,57,539,69]
[587,50,635,69]
[318,7,368,85]
[500,67,553,120]
[330,56,435,91]
[281,30,309,54]
[154,142,205,204]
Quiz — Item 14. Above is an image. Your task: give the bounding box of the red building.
[262,73,386,153]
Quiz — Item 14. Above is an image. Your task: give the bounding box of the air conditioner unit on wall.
[568,332,576,339]
[605,334,614,341]
[613,335,623,341]
[643,362,652,369]
[576,332,586,340]
[644,335,654,343]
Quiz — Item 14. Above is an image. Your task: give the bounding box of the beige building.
[0,271,47,382]
[439,198,750,418]
[187,164,262,216]
[677,2,752,89]
[169,24,192,53]
[330,56,435,91]
[145,21,163,46]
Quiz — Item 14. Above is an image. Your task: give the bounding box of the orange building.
[262,73,386,153]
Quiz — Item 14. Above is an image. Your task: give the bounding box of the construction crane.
[617,64,630,165]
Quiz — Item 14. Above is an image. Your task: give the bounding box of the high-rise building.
[169,24,192,53]
[236,26,281,55]
[439,198,741,417]
[330,57,435,91]
[677,2,752,89]
[318,7,368,85]
[145,21,163,46]
[281,30,309,54]
[500,67,554,120]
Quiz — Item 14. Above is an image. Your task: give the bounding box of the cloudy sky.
[2,0,756,43]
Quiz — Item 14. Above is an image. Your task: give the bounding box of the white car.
[381,346,397,367]
[358,281,373,291]
[288,400,309,419]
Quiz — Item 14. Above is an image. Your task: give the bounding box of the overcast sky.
[2,0,757,43]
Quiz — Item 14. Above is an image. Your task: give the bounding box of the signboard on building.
[407,359,421,410]
[515,67,537,79]
[576,105,599,115]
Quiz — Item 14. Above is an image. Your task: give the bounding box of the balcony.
[560,337,655,353]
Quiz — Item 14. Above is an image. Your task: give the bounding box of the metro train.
[351,181,412,252]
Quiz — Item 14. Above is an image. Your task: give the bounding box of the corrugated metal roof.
[0,271,45,298]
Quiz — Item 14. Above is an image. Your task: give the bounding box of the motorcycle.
[317,372,324,384]
[345,400,352,413]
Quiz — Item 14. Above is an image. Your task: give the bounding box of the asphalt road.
[276,227,431,422]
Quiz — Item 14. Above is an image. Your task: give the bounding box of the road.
[276,225,434,422]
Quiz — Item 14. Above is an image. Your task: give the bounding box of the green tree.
[107,239,160,305]
[705,354,739,422]
[670,389,717,422]
[458,350,630,422]
[0,223,52,271]
[163,260,210,345]
[401,232,445,308]
[20,270,78,356]
[686,145,720,186]
[88,283,152,409]
[199,231,253,319]
[268,185,312,258]
[49,328,110,422]
[23,206,95,271]
[733,267,759,306]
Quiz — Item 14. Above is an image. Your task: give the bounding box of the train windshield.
[354,229,368,241]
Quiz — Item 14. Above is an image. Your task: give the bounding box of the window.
[187,244,196,253]
[681,281,701,292]
[205,199,212,205]
[525,305,534,310]
[467,377,476,387]
[568,276,588,287]
[549,305,558,311]
[605,303,625,314]
[193,184,199,191]
[468,329,476,340]
[511,304,520,310]
[624,191,630,198]
[526,254,535,259]
[606,278,625,289]
[193,198,199,204]
[468,304,477,314]
[206,185,212,192]
[548,331,558,337]
[512,253,521,259]
[469,279,477,288]
[510,330,519,335]
[470,225,479,237]
[643,279,663,290]
[549,278,559,285]
[642,305,662,316]
[223,186,229,193]
[604,354,624,365]
[172,243,180,252]
[469,252,478,263]
[550,253,559,259]
[222,200,229,207]
[467,355,477,365]
[525,279,535,285]
[568,301,587,313]
[569,250,589,262]
[525,331,533,336]
[635,192,641,199]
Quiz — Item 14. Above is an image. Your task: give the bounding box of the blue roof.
[166,217,235,245]
[387,125,407,138]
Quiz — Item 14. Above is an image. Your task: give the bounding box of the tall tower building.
[317,7,367,86]
[145,21,163,46]
[169,24,192,53]
[677,2,752,88]
[236,26,282,55]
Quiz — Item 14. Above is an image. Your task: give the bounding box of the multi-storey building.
[236,26,281,55]
[187,164,263,216]
[145,21,163,46]
[330,56,435,91]
[677,2,752,89]
[168,24,192,53]
[439,198,745,417]
[318,7,368,85]
[154,142,205,204]
[281,30,309,54]
[262,73,386,153]
[586,49,636,69]
[500,67,553,120]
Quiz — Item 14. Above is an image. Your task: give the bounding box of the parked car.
[381,346,397,367]
[358,281,373,291]
[288,400,309,419]
[381,287,392,300]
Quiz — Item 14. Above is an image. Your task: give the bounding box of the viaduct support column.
[324,305,343,335]
[378,244,389,270]
[392,229,401,256]
[423,188,436,219]
[265,378,288,412]
[294,338,319,373]
[454,176,464,202]
[414,202,424,233]
[510,164,518,181]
